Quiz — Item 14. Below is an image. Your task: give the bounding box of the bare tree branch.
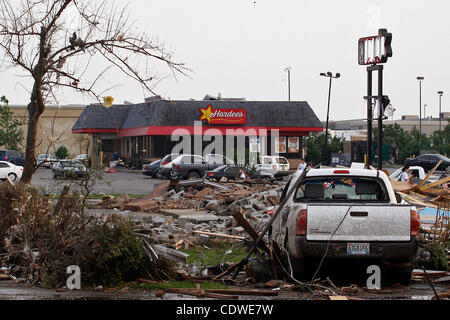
[0,0,189,183]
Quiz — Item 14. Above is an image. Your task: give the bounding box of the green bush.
[427,243,448,271]
[55,146,68,159]
[0,183,172,288]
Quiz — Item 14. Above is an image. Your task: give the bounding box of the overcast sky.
[2,0,450,121]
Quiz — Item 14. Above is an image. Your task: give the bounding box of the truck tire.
[188,171,201,180]
[7,173,17,182]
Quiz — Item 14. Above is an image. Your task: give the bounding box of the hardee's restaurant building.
[72,97,323,168]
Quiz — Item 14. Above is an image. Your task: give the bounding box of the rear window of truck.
[294,176,389,203]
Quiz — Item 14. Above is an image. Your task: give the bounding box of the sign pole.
[377,66,384,170]
[367,68,373,168]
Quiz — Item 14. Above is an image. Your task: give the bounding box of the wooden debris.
[155,290,165,297]
[192,231,246,241]
[329,296,349,300]
[165,288,238,299]
[421,176,450,191]
[205,288,278,296]
[433,276,450,283]
[232,210,269,253]
[417,160,443,190]
[432,290,450,300]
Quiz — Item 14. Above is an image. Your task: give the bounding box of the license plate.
[347,243,370,255]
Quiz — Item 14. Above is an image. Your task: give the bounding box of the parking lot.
[31,167,164,195]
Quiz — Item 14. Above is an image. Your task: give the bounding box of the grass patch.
[133,281,228,291]
[180,244,247,267]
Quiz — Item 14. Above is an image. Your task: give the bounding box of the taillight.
[208,172,215,176]
[267,209,274,215]
[163,162,169,165]
[296,209,307,236]
[334,170,349,174]
[4,156,7,161]
[410,210,420,237]
[176,165,180,170]
[272,164,277,169]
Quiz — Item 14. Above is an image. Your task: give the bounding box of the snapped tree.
[0,96,24,151]
[0,0,187,183]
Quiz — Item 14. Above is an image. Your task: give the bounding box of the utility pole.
[320,72,341,165]
[285,67,291,101]
[417,77,424,155]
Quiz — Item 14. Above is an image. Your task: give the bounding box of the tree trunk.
[20,87,45,183]
[20,26,48,184]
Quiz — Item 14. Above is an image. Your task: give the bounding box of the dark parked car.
[0,150,25,166]
[205,165,274,181]
[142,160,161,178]
[405,154,450,172]
[205,165,238,181]
[52,161,86,179]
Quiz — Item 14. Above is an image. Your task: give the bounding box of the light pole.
[320,71,341,165]
[417,77,424,155]
[438,91,443,131]
[285,67,291,101]
[438,91,444,155]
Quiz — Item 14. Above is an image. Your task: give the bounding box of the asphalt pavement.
[31,167,164,195]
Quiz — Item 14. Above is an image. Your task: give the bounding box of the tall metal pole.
[419,80,422,155]
[377,67,383,170]
[438,91,443,132]
[324,77,332,165]
[285,67,291,101]
[367,69,373,167]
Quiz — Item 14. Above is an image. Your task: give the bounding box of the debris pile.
[390,161,449,245]
[91,178,284,242]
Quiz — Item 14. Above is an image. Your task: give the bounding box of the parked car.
[271,168,419,285]
[0,150,25,167]
[36,154,57,169]
[405,154,450,172]
[205,165,274,181]
[158,153,180,179]
[75,154,89,161]
[142,160,162,178]
[0,161,23,182]
[205,154,234,165]
[52,161,87,179]
[255,155,290,177]
[171,154,233,180]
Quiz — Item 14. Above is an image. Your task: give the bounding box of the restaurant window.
[101,139,114,152]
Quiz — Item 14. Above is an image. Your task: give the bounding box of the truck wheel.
[7,173,17,182]
[188,171,201,180]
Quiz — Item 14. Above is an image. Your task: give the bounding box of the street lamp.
[438,91,444,155]
[320,71,341,165]
[285,67,291,101]
[417,77,424,155]
[438,91,443,131]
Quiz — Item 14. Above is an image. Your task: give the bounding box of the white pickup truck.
[272,168,420,284]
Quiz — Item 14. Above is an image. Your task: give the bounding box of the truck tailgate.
[306,204,411,242]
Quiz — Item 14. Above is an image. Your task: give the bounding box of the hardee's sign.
[199,105,247,124]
